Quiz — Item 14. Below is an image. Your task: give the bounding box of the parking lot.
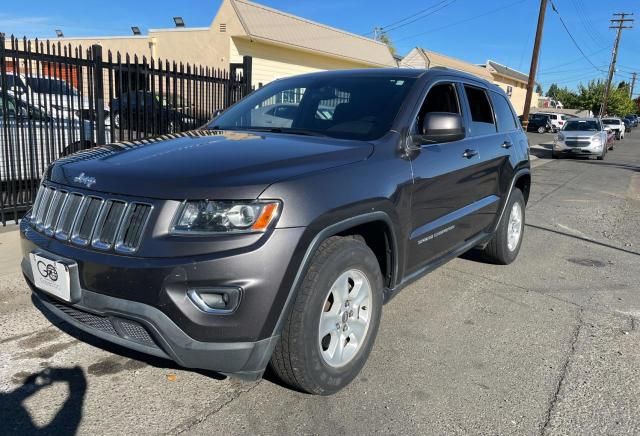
[1,131,640,435]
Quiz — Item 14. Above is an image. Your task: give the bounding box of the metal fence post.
[242,56,252,96]
[91,44,106,145]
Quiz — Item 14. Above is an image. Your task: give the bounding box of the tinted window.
[210,75,416,141]
[563,120,600,131]
[602,118,620,125]
[415,82,460,135]
[463,85,496,135]
[491,93,517,132]
[25,77,78,96]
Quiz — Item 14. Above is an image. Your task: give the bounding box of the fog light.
[188,287,242,314]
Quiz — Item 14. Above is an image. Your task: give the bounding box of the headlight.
[591,134,601,144]
[171,200,280,234]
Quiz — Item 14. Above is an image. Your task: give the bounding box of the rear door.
[406,79,498,273]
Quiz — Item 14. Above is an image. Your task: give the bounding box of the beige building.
[482,60,537,115]
[400,48,538,115]
[23,0,396,88]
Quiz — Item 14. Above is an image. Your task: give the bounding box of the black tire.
[537,126,546,134]
[552,152,559,159]
[270,236,383,395]
[597,149,605,160]
[482,189,525,265]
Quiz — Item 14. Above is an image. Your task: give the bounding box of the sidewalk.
[0,226,22,277]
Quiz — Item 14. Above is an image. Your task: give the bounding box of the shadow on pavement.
[567,159,639,172]
[0,367,86,434]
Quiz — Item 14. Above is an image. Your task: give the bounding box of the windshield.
[563,120,600,131]
[26,77,79,97]
[208,75,417,141]
[602,118,620,125]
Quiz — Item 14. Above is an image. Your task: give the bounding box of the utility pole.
[601,13,634,116]
[521,0,548,130]
[372,27,383,41]
[630,72,637,99]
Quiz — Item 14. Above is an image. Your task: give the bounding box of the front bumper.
[554,143,604,156]
[20,217,307,378]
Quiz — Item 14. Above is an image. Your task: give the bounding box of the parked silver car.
[553,118,608,160]
[1,92,110,181]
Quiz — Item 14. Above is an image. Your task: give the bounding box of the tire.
[537,126,545,134]
[552,152,559,159]
[482,189,525,265]
[270,236,383,395]
[597,149,605,160]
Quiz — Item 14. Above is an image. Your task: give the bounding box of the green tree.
[536,83,543,95]
[574,80,635,116]
[546,83,559,99]
[378,32,397,56]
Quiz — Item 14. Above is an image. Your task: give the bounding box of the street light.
[55,29,64,38]
[131,26,141,35]
[173,17,185,28]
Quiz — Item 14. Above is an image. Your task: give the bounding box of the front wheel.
[270,236,383,395]
[537,126,546,134]
[482,189,525,265]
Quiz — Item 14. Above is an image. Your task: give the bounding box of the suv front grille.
[30,185,152,254]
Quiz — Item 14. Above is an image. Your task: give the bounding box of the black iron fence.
[0,34,252,225]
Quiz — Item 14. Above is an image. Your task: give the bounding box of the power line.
[364,0,453,36]
[549,0,606,73]
[394,0,526,44]
[537,48,609,73]
[384,0,458,33]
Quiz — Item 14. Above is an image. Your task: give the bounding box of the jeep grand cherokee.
[21,68,531,395]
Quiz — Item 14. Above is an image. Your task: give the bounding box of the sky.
[1,0,638,96]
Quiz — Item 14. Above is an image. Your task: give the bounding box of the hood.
[48,130,373,199]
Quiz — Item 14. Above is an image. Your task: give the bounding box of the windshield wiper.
[245,127,328,137]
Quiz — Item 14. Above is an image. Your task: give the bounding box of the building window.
[506,85,513,97]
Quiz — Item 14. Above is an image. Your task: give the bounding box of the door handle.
[462,149,478,159]
[501,141,513,149]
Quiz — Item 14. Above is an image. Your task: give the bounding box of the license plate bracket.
[29,252,80,303]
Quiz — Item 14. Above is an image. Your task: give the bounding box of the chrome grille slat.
[71,197,104,246]
[115,203,152,254]
[55,193,84,241]
[31,185,151,253]
[34,187,54,228]
[43,191,68,236]
[92,200,127,250]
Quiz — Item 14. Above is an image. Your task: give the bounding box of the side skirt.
[382,231,492,303]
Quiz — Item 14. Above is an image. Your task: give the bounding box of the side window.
[463,85,496,135]
[415,82,460,135]
[491,92,518,132]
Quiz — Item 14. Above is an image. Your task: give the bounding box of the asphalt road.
[1,131,640,435]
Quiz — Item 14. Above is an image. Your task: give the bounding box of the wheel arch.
[271,212,399,339]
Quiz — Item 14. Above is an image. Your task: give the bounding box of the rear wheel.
[270,236,383,395]
[482,189,525,265]
[537,126,546,134]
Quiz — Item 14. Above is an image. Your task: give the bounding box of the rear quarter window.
[490,92,518,132]
[463,85,496,136]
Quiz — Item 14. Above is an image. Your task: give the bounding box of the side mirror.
[415,112,465,145]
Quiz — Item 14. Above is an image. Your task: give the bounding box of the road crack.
[540,308,583,435]
[171,380,261,434]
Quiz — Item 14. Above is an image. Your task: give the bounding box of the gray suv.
[21,68,531,394]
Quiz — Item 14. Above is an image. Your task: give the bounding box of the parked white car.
[601,117,625,140]
[4,73,109,120]
[544,113,567,132]
[1,92,110,181]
